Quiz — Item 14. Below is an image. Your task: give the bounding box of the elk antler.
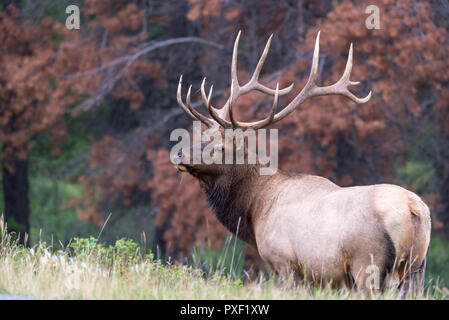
[177,31,371,129]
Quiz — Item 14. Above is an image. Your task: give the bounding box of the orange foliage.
[0,5,71,171]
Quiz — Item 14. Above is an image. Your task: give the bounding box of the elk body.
[173,31,431,292]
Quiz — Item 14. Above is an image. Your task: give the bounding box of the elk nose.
[173,148,186,164]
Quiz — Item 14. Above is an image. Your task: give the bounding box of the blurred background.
[0,0,448,284]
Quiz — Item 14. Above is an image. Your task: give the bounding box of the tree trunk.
[2,146,30,245]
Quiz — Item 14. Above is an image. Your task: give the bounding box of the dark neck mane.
[201,165,263,246]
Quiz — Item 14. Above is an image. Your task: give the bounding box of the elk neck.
[199,163,284,247]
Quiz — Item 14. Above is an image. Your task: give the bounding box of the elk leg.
[350,255,390,294]
[397,258,426,298]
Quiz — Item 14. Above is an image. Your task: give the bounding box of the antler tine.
[201,78,231,128]
[237,31,294,95]
[228,31,372,129]
[228,79,239,128]
[213,31,294,121]
[247,34,294,96]
[231,31,242,88]
[250,34,273,83]
[306,30,321,87]
[177,75,198,121]
[213,30,243,120]
[235,31,294,96]
[178,77,214,127]
[268,82,280,123]
[306,39,372,103]
[335,43,372,103]
[176,31,371,131]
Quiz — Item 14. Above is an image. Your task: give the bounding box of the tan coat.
[253,174,431,290]
[177,159,431,291]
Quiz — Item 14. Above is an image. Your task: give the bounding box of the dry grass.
[0,219,448,300]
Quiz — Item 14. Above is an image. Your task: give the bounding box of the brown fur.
[175,145,431,292]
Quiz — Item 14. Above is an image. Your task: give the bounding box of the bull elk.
[173,31,431,293]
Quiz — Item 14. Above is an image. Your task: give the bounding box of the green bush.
[70,236,143,266]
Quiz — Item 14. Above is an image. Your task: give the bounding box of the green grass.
[0,218,448,300]
[426,236,449,289]
[29,176,99,245]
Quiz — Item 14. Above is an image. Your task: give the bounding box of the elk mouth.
[173,151,191,173]
[174,163,193,173]
[174,163,187,172]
